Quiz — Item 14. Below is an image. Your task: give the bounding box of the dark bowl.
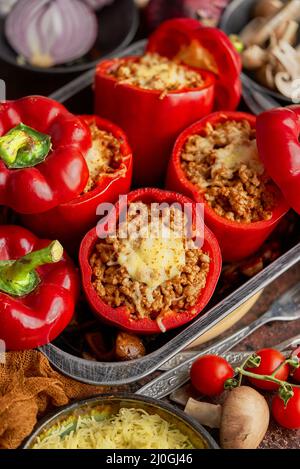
[220,0,298,103]
[0,0,139,74]
[22,394,219,449]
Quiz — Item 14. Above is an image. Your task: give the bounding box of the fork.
[136,283,300,399]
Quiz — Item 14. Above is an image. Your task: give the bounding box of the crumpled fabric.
[0,350,107,449]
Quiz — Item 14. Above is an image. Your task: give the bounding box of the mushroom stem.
[280,20,299,44]
[249,0,300,46]
[184,399,222,429]
[184,387,270,449]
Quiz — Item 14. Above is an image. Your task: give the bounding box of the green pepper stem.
[5,241,63,282]
[0,123,51,169]
[229,34,244,54]
[0,241,63,297]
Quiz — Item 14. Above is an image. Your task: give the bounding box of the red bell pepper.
[79,188,222,335]
[0,225,79,350]
[95,56,215,187]
[166,111,289,262]
[256,106,300,215]
[0,96,91,214]
[21,115,133,249]
[147,18,242,111]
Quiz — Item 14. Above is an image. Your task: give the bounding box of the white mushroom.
[271,40,300,97]
[185,386,270,449]
[239,18,267,47]
[253,0,284,18]
[280,20,299,45]
[242,45,268,69]
[241,0,300,46]
[255,62,276,89]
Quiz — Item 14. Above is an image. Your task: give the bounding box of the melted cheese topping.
[211,139,263,179]
[110,53,203,93]
[117,225,186,291]
[85,133,110,179]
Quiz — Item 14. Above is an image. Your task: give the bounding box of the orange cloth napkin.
[0,350,108,449]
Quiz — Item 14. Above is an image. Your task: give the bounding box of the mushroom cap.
[220,386,270,449]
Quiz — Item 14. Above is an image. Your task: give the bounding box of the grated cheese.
[32,407,194,449]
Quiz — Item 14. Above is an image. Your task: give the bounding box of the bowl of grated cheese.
[23,394,219,449]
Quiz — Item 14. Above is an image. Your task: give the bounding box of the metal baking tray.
[41,40,300,385]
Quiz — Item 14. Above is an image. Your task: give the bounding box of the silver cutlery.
[169,334,300,406]
[136,283,300,399]
[159,333,300,372]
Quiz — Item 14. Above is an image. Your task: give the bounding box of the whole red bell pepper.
[166,111,289,262]
[79,188,222,335]
[0,225,79,350]
[21,115,133,249]
[0,96,91,214]
[256,106,300,215]
[146,18,242,111]
[95,57,215,187]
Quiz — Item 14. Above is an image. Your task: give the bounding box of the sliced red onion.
[5,0,98,67]
[0,0,18,16]
[82,0,114,10]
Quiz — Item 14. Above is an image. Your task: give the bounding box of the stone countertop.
[125,262,300,449]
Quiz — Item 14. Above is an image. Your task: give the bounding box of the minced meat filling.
[90,203,210,324]
[84,123,123,193]
[109,53,203,95]
[181,119,275,223]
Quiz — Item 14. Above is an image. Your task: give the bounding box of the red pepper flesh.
[256,106,300,214]
[166,111,289,262]
[95,56,215,187]
[0,225,79,350]
[0,96,91,214]
[79,188,222,335]
[21,115,133,249]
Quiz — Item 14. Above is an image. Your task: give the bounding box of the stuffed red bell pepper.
[0,96,91,214]
[147,18,242,111]
[0,225,79,350]
[256,106,300,215]
[95,19,241,187]
[166,111,289,262]
[79,188,222,335]
[22,115,133,248]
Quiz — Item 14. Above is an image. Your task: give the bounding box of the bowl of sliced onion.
[0,0,139,73]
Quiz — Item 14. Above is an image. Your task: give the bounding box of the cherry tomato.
[272,387,300,429]
[190,354,234,396]
[246,348,289,391]
[291,346,300,383]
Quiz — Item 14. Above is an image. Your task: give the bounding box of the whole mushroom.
[185,386,270,449]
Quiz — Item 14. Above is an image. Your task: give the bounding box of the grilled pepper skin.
[0,225,79,350]
[21,115,133,249]
[79,188,222,335]
[0,96,91,214]
[166,111,289,262]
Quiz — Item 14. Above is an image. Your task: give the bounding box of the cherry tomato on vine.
[246,349,289,391]
[190,354,234,396]
[272,387,300,429]
[291,346,300,383]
